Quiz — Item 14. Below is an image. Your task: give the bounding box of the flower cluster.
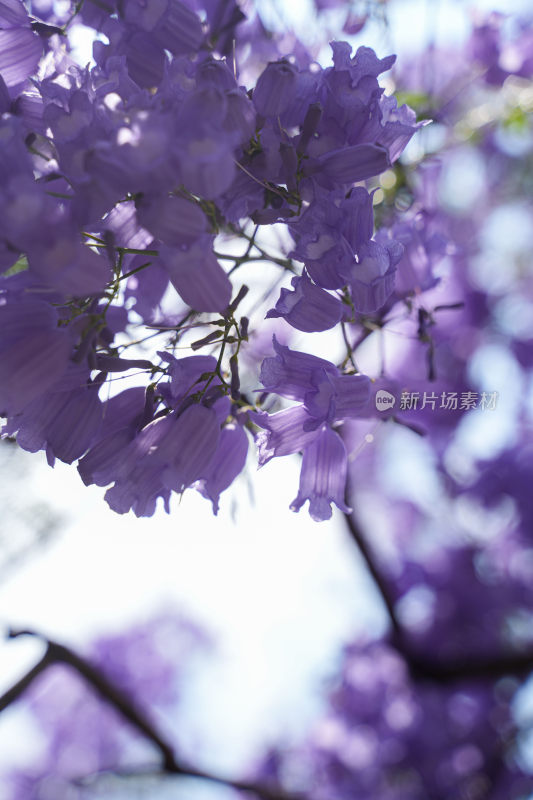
[0,0,422,519]
[253,337,372,520]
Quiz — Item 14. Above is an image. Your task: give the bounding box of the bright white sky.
[0,441,387,778]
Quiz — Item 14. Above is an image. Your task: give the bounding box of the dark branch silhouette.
[0,628,304,800]
[343,506,533,684]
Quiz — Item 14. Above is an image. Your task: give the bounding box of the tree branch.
[0,649,52,713]
[7,628,178,771]
[1,628,305,800]
[343,507,403,641]
[342,507,533,684]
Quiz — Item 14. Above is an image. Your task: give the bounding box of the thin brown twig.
[1,629,305,800]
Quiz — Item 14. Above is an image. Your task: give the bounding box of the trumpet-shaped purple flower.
[290,425,351,521]
[378,95,427,162]
[196,422,249,514]
[159,353,218,404]
[0,298,71,415]
[104,404,220,517]
[0,0,42,92]
[78,387,146,487]
[253,60,298,118]
[266,275,343,333]
[309,143,391,188]
[349,237,404,313]
[4,366,103,464]
[159,237,232,312]
[254,405,320,466]
[259,337,338,403]
[136,193,207,247]
[289,188,374,290]
[124,256,170,323]
[260,338,370,423]
[255,339,370,519]
[27,230,113,296]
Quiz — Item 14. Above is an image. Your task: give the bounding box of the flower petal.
[0,28,41,88]
[291,426,351,521]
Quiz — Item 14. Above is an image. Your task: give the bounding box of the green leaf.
[4,255,29,277]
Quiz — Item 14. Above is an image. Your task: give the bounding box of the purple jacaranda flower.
[217,168,264,223]
[94,18,168,89]
[78,387,146,487]
[171,86,239,198]
[0,72,10,112]
[308,143,391,188]
[468,13,508,86]
[341,187,375,252]
[196,55,237,91]
[43,88,94,144]
[0,152,52,268]
[126,31,167,87]
[329,41,396,79]
[290,425,351,521]
[105,403,220,516]
[123,0,204,57]
[79,0,119,30]
[0,174,47,263]
[80,112,179,210]
[203,0,246,55]
[104,200,153,250]
[291,222,356,290]
[260,338,370,421]
[136,193,207,247]
[0,0,42,92]
[156,0,204,56]
[289,188,374,289]
[124,255,170,323]
[4,365,103,464]
[303,370,371,430]
[392,213,445,299]
[196,422,249,513]
[254,339,370,517]
[349,237,403,312]
[307,43,395,155]
[234,121,289,197]
[223,88,257,145]
[253,60,298,118]
[12,87,46,134]
[178,131,236,200]
[0,0,32,28]
[378,95,427,163]
[27,227,113,296]
[157,353,218,403]
[159,237,232,312]
[0,297,71,415]
[343,13,367,36]
[266,274,343,332]
[279,70,321,130]
[0,114,35,190]
[281,41,421,190]
[253,405,320,466]
[259,337,337,403]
